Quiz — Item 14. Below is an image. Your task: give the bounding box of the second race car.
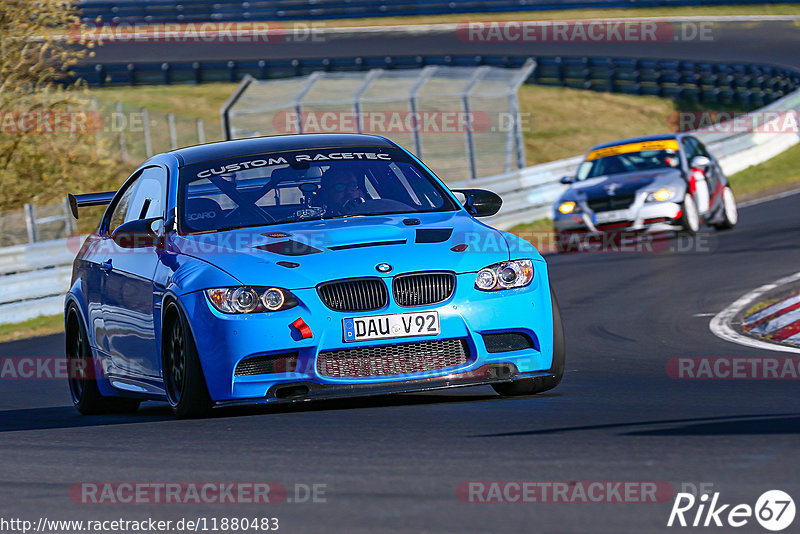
[553,134,738,251]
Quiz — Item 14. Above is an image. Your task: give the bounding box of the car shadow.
[0,389,520,432]
[471,413,800,438]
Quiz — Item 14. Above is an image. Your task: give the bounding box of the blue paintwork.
[67,134,554,405]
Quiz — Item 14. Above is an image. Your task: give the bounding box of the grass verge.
[728,142,800,198]
[0,314,64,343]
[308,4,800,26]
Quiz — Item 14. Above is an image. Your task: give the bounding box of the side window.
[125,167,167,224]
[681,138,699,162]
[688,137,711,158]
[108,184,136,234]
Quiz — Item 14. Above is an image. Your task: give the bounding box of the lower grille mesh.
[587,194,635,212]
[234,353,298,376]
[317,338,469,378]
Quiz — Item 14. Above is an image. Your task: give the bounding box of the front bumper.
[179,265,555,404]
[553,197,682,234]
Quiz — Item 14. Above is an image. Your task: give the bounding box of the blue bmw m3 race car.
[65,134,564,417]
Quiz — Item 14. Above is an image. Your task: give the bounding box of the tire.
[65,306,140,415]
[492,287,565,396]
[713,186,738,231]
[679,194,700,235]
[163,302,212,418]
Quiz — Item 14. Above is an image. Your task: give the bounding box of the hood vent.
[254,240,322,256]
[415,228,453,244]
[328,240,406,251]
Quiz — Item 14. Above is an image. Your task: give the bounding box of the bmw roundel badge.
[376,263,392,273]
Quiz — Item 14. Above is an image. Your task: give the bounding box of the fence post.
[62,197,76,236]
[168,113,178,150]
[408,66,438,158]
[116,101,128,160]
[24,204,38,244]
[142,107,153,157]
[197,119,205,144]
[461,66,490,180]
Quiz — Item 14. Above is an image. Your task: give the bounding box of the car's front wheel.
[66,305,140,415]
[492,287,565,397]
[679,194,700,235]
[163,302,212,418]
[713,186,738,230]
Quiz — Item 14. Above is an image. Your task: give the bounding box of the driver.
[319,168,363,216]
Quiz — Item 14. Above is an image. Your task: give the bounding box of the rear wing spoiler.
[67,191,116,219]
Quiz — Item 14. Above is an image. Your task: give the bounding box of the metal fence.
[0,201,75,248]
[76,0,799,23]
[90,99,222,162]
[222,62,533,181]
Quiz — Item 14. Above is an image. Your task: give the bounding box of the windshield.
[576,149,680,181]
[179,147,459,233]
[575,139,682,181]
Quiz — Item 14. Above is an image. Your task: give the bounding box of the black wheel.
[492,287,565,396]
[163,302,212,418]
[66,306,140,415]
[713,186,738,231]
[679,194,700,235]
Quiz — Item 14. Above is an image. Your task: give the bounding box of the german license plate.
[343,311,440,342]
[594,209,630,223]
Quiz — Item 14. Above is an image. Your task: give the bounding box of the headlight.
[475,260,534,291]
[558,201,577,214]
[646,188,673,202]
[205,287,298,314]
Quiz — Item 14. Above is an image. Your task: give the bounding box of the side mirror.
[452,188,502,218]
[112,217,164,249]
[560,175,575,184]
[690,155,711,170]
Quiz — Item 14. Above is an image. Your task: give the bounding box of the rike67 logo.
[668,490,795,531]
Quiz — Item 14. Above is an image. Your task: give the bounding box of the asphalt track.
[85,19,800,70]
[0,191,799,532]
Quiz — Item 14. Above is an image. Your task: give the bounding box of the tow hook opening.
[274,385,310,400]
[488,364,516,380]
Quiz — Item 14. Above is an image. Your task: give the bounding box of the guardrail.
[0,239,74,324]
[76,0,798,23]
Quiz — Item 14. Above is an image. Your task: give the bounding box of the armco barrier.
[1,88,799,325]
[76,0,800,23]
[0,239,74,324]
